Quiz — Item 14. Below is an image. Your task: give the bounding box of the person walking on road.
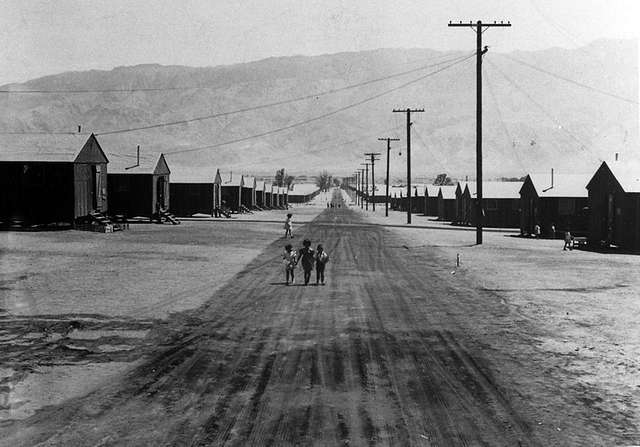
[298,239,315,286]
[315,244,329,285]
[284,213,293,238]
[282,244,298,285]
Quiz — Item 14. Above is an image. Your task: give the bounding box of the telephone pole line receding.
[358,169,365,209]
[393,108,424,224]
[364,152,381,212]
[378,138,400,217]
[361,163,370,211]
[448,20,511,244]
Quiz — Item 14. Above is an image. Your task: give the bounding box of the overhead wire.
[486,59,603,163]
[496,53,639,105]
[163,54,475,156]
[95,52,473,136]
[483,66,528,173]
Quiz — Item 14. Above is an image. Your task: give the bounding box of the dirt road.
[2,203,589,445]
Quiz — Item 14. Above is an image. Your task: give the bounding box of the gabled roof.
[242,176,256,188]
[438,185,457,199]
[224,174,244,187]
[605,161,640,193]
[108,153,170,175]
[455,182,467,196]
[523,173,589,198]
[0,133,108,163]
[171,166,218,183]
[472,181,523,199]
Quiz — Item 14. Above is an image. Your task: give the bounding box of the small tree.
[316,170,331,192]
[433,173,453,186]
[285,175,295,190]
[274,168,286,187]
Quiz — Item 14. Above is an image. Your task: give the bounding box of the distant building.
[221,174,244,212]
[255,180,266,208]
[0,133,108,226]
[437,185,457,221]
[242,176,257,209]
[288,183,320,203]
[464,181,522,228]
[170,167,222,217]
[454,182,468,224]
[424,185,439,217]
[586,161,640,250]
[107,152,170,219]
[520,172,590,237]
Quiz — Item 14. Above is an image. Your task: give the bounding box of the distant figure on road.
[563,231,573,251]
[315,244,329,285]
[534,224,541,238]
[284,213,293,238]
[298,239,315,286]
[282,244,298,285]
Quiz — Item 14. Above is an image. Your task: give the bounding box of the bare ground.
[0,192,638,445]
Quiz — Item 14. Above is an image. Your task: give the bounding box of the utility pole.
[358,168,364,209]
[393,108,424,224]
[360,163,370,211]
[448,20,510,244]
[364,152,381,212]
[353,172,359,206]
[378,137,400,217]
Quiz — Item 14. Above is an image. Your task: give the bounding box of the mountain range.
[0,38,637,181]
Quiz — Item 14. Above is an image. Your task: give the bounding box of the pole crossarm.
[364,152,381,211]
[448,19,510,244]
[392,108,424,224]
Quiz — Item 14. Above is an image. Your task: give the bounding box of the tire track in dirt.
[3,205,566,446]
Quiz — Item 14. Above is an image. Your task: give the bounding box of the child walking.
[284,213,293,238]
[298,239,315,286]
[282,244,297,285]
[315,244,329,285]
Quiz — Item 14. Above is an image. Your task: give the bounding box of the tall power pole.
[364,152,381,212]
[360,163,370,211]
[448,20,510,244]
[392,108,424,224]
[354,172,360,206]
[358,169,365,209]
[378,137,400,217]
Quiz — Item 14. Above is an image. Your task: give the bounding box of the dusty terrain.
[0,188,638,445]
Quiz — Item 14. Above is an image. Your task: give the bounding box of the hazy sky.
[1,0,639,84]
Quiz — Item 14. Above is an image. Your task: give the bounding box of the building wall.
[108,174,153,217]
[171,183,214,216]
[221,185,241,211]
[74,162,107,218]
[0,161,75,224]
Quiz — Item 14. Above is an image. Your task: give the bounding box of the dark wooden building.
[256,181,266,208]
[107,153,170,219]
[520,172,590,237]
[437,185,457,221]
[221,174,244,212]
[170,167,222,217]
[242,176,257,209]
[265,184,274,208]
[288,183,320,203]
[424,185,439,217]
[454,182,467,224]
[0,134,108,226]
[586,161,640,250]
[464,181,522,228]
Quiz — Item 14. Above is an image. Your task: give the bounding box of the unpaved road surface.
[0,203,616,445]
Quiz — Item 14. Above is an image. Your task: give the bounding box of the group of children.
[282,239,329,286]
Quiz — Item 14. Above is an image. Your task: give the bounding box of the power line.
[95,53,472,136]
[486,59,602,163]
[163,55,474,156]
[483,68,528,173]
[497,53,639,105]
